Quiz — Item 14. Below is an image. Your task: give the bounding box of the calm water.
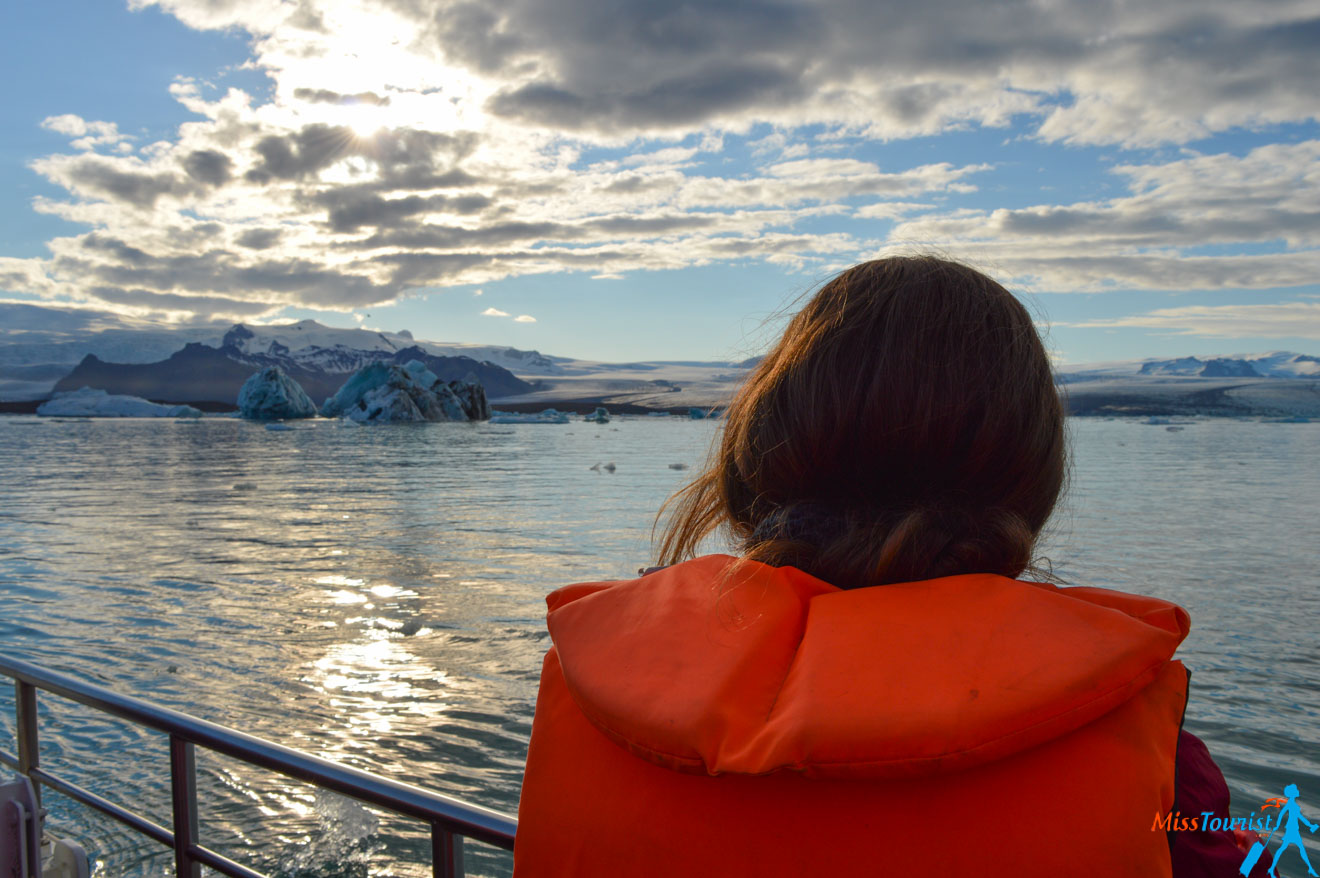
[0,416,1317,875]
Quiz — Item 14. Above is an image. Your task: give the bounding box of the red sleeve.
[1170,730,1270,878]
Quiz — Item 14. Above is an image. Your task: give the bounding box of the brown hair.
[656,256,1065,589]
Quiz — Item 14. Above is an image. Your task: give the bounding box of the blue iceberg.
[321,361,489,423]
[238,366,318,420]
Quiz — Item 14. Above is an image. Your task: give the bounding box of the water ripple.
[1,416,1317,874]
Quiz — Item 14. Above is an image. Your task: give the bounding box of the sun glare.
[348,114,383,139]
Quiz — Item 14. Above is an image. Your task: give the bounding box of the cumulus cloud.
[513,314,536,322]
[130,0,1320,143]
[31,154,198,210]
[481,306,510,316]
[884,141,1320,292]
[2,0,1313,329]
[181,150,234,186]
[395,0,1317,145]
[41,115,133,151]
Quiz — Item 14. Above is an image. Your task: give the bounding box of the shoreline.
[3,377,1318,419]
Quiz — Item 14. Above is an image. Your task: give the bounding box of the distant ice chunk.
[238,366,318,420]
[489,408,570,424]
[584,406,610,423]
[321,360,489,423]
[36,387,203,418]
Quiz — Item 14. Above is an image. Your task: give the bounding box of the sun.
[348,113,384,139]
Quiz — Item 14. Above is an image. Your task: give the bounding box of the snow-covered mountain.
[0,318,564,399]
[2,310,1314,414]
[218,320,565,376]
[1058,352,1319,382]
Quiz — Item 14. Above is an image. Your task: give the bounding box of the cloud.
[41,115,133,151]
[3,0,1313,331]
[42,115,97,137]
[513,314,536,322]
[0,301,146,333]
[854,201,934,220]
[181,150,234,185]
[131,0,1319,145]
[395,0,1317,144]
[883,141,1320,292]
[31,154,197,209]
[235,228,283,249]
[1063,301,1320,339]
[293,88,391,106]
[481,306,510,316]
[320,191,491,232]
[245,125,358,183]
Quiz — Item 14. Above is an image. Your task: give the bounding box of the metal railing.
[0,655,517,877]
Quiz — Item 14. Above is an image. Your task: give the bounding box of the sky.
[1,0,1318,364]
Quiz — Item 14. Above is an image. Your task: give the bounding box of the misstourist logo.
[1155,783,1318,877]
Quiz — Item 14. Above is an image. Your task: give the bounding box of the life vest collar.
[546,554,1190,780]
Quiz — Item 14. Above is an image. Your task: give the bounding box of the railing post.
[169,735,201,878]
[15,680,40,811]
[432,822,464,878]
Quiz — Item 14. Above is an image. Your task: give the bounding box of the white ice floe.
[489,408,571,424]
[36,387,202,418]
[238,366,318,421]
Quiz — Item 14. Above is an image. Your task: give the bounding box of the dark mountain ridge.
[53,342,534,405]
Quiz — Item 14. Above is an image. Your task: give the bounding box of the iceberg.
[238,366,318,420]
[447,370,491,421]
[489,408,571,424]
[36,387,203,418]
[321,360,489,423]
[584,406,610,424]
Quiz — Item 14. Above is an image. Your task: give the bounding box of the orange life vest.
[514,555,1190,877]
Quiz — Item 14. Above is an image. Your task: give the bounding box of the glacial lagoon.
[0,415,1317,876]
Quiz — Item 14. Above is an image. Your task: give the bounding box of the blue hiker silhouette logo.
[1240,783,1319,877]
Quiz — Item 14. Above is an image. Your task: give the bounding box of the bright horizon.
[2,1,1318,365]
